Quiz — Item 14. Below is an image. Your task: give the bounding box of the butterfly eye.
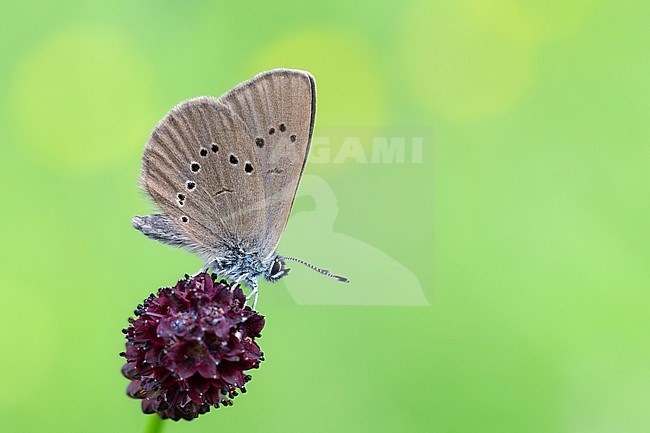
[267,257,290,282]
[267,257,288,282]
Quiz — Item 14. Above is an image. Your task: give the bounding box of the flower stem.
[144,415,164,433]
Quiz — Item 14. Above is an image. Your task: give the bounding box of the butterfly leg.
[246,284,259,310]
[226,272,246,297]
[248,286,259,310]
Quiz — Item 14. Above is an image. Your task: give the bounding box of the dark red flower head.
[120,273,265,421]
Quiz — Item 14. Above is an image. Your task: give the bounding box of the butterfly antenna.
[281,256,350,283]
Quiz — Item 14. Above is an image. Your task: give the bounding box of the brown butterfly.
[132,69,348,307]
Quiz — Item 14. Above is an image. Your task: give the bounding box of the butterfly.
[132,69,348,307]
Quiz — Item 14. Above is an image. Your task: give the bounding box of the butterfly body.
[206,246,289,287]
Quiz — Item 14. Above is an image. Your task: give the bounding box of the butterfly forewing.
[141,97,267,259]
[218,69,315,257]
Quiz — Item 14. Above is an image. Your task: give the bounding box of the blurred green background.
[1,1,649,432]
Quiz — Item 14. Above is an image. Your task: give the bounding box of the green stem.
[144,415,164,433]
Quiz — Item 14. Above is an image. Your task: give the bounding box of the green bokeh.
[1,0,649,432]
